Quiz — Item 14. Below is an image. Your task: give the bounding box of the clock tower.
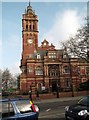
[22,2,38,60]
[20,2,39,92]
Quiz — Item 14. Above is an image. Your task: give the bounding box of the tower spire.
[29,0,31,6]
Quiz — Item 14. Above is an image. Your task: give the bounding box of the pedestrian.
[29,90,32,101]
[36,90,39,97]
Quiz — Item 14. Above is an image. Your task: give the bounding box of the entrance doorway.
[52,81,57,92]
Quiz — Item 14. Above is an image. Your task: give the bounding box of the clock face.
[27,39,33,44]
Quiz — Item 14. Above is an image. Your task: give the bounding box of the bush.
[2,91,9,96]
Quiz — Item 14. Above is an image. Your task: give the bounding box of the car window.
[78,96,89,106]
[16,100,32,113]
[0,102,2,118]
[1,101,15,118]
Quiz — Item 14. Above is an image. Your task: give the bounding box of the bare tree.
[0,69,2,92]
[62,22,89,62]
[2,68,12,91]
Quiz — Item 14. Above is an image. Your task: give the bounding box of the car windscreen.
[78,96,89,106]
[16,100,32,113]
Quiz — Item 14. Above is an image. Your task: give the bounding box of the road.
[35,98,78,120]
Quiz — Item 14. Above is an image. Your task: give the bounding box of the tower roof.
[26,1,35,15]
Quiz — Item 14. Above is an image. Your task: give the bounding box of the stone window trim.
[35,66,43,75]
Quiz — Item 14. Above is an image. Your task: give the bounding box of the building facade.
[20,3,89,94]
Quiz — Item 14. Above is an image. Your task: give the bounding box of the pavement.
[34,96,84,103]
[1,95,85,104]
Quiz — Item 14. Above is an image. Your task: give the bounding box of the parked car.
[0,98,39,120]
[65,96,89,120]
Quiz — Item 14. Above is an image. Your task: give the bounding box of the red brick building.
[20,3,89,94]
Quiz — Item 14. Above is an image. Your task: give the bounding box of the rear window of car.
[78,96,89,106]
[1,101,15,118]
[16,100,32,113]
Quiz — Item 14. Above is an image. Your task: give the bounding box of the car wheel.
[65,115,69,120]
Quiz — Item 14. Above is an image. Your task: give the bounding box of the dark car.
[0,98,39,120]
[65,96,89,120]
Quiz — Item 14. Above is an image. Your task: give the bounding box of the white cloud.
[42,9,83,49]
[2,33,21,75]
[9,61,21,75]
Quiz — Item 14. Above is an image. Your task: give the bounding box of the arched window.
[33,24,35,30]
[49,65,59,77]
[26,25,28,30]
[37,83,42,91]
[29,25,31,30]
[63,66,70,74]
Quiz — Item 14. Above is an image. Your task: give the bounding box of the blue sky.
[1,1,87,75]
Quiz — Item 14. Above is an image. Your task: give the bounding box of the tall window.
[26,25,28,30]
[29,25,31,30]
[28,67,33,73]
[65,78,71,88]
[33,24,35,30]
[35,67,43,75]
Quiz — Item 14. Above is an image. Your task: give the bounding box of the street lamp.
[69,58,74,97]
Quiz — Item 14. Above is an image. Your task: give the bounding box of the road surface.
[35,98,78,120]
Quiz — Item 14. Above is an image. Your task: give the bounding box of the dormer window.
[48,52,56,59]
[37,53,41,59]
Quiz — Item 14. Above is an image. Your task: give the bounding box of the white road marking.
[39,112,65,118]
[46,108,51,112]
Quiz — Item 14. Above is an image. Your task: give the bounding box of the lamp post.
[26,67,28,93]
[56,66,60,98]
[29,85,32,101]
[57,84,59,98]
[69,58,74,97]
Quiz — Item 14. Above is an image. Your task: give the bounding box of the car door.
[1,101,16,120]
